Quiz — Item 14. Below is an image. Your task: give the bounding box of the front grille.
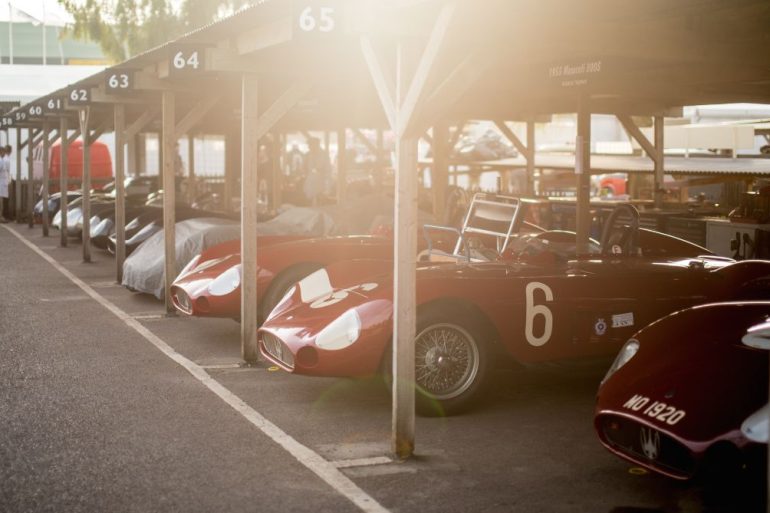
[260,333,295,370]
[172,289,193,315]
[600,415,697,478]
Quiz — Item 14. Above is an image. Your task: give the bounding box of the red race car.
[595,301,770,480]
[257,202,770,415]
[169,194,532,322]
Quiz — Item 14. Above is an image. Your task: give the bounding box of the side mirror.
[741,321,770,350]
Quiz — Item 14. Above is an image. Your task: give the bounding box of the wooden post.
[526,119,535,196]
[575,105,592,255]
[225,128,241,212]
[14,127,21,222]
[432,123,449,220]
[114,104,126,283]
[187,134,196,203]
[26,128,35,229]
[271,133,282,208]
[336,128,346,204]
[162,91,176,313]
[653,115,664,209]
[41,122,50,236]
[241,74,260,363]
[59,117,69,247]
[78,108,92,262]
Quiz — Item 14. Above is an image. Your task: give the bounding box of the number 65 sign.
[294,1,341,38]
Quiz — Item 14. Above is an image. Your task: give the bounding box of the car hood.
[598,301,770,442]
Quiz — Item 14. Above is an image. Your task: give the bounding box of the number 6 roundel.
[525,282,554,347]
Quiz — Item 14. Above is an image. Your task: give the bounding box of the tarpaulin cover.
[121,208,337,298]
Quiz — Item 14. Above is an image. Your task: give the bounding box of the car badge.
[594,318,607,336]
[664,388,676,399]
[640,427,660,460]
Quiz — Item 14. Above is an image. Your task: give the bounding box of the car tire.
[381,306,491,416]
[259,262,323,324]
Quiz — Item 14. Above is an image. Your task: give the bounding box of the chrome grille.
[261,333,295,370]
[173,289,192,315]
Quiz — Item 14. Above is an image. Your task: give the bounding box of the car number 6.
[525,282,553,347]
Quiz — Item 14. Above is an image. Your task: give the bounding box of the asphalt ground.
[0,224,766,513]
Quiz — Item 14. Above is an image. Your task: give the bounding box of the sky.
[0,1,75,26]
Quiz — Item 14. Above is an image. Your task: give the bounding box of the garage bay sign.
[548,60,603,88]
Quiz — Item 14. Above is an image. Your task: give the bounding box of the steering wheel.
[600,204,640,257]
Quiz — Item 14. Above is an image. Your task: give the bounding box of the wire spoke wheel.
[415,323,480,401]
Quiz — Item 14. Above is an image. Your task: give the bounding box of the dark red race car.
[257,202,770,415]
[595,301,770,480]
[169,194,531,322]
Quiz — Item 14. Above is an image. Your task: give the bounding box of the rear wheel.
[259,262,323,324]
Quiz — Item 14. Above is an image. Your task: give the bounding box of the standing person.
[303,137,331,206]
[0,146,9,222]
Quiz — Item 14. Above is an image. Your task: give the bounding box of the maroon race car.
[169,194,533,322]
[595,301,770,480]
[257,202,770,415]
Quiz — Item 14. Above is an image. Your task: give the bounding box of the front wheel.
[383,308,491,416]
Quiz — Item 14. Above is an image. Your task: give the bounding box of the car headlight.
[741,403,769,443]
[315,309,361,351]
[602,338,640,384]
[207,264,241,296]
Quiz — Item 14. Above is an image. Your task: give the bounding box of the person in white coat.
[0,146,9,222]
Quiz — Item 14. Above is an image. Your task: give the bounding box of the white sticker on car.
[309,283,378,309]
[612,312,634,328]
[299,269,334,303]
[622,394,686,426]
[525,282,553,347]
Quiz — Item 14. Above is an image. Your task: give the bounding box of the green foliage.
[58,0,252,63]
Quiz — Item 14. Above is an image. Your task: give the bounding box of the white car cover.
[122,208,337,298]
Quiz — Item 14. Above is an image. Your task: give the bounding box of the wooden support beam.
[432,123,449,220]
[576,106,592,256]
[360,37,397,131]
[271,133,281,208]
[617,114,659,161]
[526,120,535,196]
[494,121,528,156]
[241,74,260,364]
[87,120,110,145]
[175,95,220,139]
[352,129,377,154]
[78,108,92,262]
[224,128,239,212]
[161,91,176,313]
[41,122,51,236]
[26,128,38,228]
[125,109,157,139]
[187,134,196,203]
[397,3,456,137]
[14,127,22,222]
[653,115,664,209]
[59,117,69,247]
[254,81,314,141]
[114,104,126,283]
[337,128,346,204]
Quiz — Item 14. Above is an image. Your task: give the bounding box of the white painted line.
[132,314,167,320]
[332,457,393,469]
[4,225,389,513]
[199,363,243,370]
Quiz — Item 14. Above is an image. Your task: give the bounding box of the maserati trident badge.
[640,427,660,460]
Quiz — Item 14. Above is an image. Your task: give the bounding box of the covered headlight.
[315,309,361,351]
[602,338,640,383]
[741,403,769,443]
[207,264,241,296]
[125,217,141,230]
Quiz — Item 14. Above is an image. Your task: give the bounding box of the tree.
[58,0,251,63]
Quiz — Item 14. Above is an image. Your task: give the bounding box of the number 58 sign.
[294,1,341,38]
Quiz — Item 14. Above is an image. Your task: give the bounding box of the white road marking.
[198,363,243,370]
[332,457,393,469]
[4,226,389,513]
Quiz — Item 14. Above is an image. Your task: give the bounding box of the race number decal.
[525,282,553,347]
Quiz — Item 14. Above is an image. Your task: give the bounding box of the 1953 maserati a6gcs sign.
[257,198,770,415]
[595,301,769,480]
